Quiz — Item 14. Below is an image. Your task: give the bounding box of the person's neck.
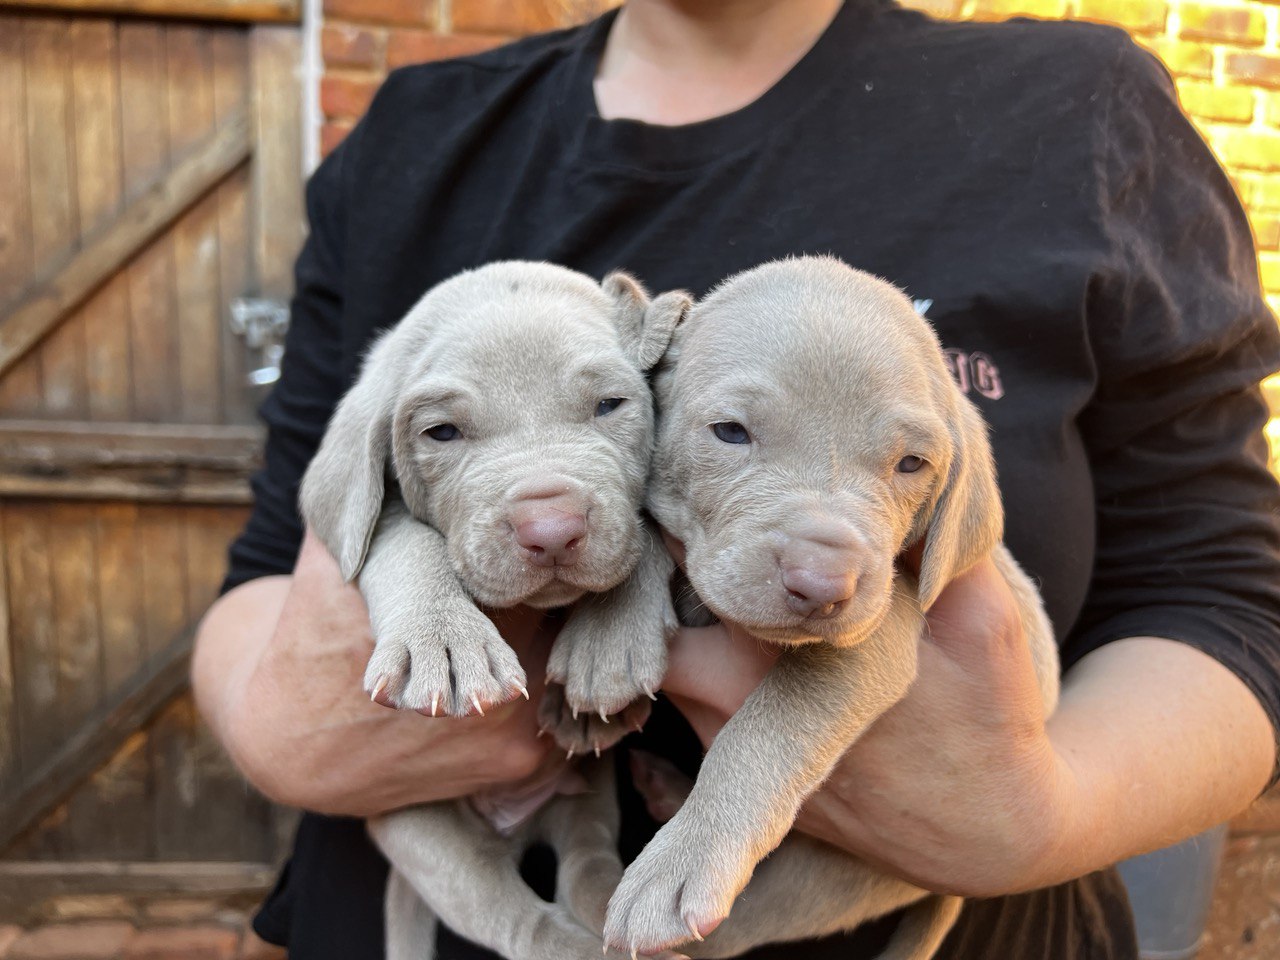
[594,0,845,125]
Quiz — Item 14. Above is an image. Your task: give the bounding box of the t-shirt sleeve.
[220,129,356,593]
[1065,38,1280,777]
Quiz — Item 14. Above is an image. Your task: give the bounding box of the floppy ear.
[917,394,1003,610]
[299,335,401,582]
[603,270,691,371]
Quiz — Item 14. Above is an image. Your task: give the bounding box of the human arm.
[193,531,553,817]
[660,560,1273,898]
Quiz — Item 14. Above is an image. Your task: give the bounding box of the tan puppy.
[603,256,1060,959]
[300,261,688,960]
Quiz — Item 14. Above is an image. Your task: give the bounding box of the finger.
[662,624,775,703]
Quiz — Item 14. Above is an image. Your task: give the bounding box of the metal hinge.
[229,298,290,386]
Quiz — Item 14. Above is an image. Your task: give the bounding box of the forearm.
[1043,636,1273,879]
[192,535,550,816]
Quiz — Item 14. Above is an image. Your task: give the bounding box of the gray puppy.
[299,261,688,960]
[601,256,1061,959]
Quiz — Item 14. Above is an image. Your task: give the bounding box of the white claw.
[643,686,658,701]
[567,746,576,760]
[471,693,485,717]
[594,743,602,758]
[571,704,580,720]
[517,684,530,700]
[631,949,639,960]
[685,919,704,943]
[600,709,610,723]
[370,676,388,702]
[430,693,439,717]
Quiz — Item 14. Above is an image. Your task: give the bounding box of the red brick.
[0,926,23,958]
[898,0,961,15]
[323,0,433,28]
[10,923,134,960]
[1179,2,1265,44]
[233,929,285,960]
[1226,51,1280,89]
[386,29,509,68]
[1139,37,1214,79]
[321,24,385,70]
[1177,79,1255,122]
[1075,0,1167,33]
[1215,127,1280,171]
[1255,215,1280,250]
[321,121,354,158]
[320,74,381,121]
[969,0,1070,20]
[452,0,614,35]
[121,926,238,960]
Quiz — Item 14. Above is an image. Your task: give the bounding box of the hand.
[660,542,1067,898]
[194,531,557,816]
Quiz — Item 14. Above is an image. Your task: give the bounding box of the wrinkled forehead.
[678,263,946,414]
[414,289,631,388]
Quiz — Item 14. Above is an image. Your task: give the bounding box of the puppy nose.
[513,508,587,566]
[781,567,857,619]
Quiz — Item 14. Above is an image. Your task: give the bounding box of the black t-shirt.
[223,2,1280,957]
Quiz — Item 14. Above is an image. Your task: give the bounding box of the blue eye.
[596,398,626,417]
[897,455,924,473]
[425,424,461,441]
[712,422,751,444]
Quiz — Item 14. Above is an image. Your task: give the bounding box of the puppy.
[300,261,688,960]
[603,256,1060,959]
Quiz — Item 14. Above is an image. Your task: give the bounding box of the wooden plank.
[72,19,133,423]
[25,16,87,419]
[212,28,254,425]
[0,17,42,415]
[0,0,300,23]
[95,503,145,694]
[119,21,175,422]
[0,860,276,927]
[250,26,303,299]
[0,106,253,381]
[47,503,103,737]
[0,505,15,793]
[168,25,223,424]
[4,504,57,780]
[0,421,261,503]
[0,631,193,852]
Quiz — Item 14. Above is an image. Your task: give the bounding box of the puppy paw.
[603,816,741,957]
[364,604,527,717]
[548,598,671,720]
[538,682,652,757]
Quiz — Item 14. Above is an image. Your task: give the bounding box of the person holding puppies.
[193,0,1280,958]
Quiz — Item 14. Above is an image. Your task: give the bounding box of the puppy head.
[301,261,689,608]
[649,256,1000,647]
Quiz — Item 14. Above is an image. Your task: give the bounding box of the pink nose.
[781,567,857,619]
[513,509,587,566]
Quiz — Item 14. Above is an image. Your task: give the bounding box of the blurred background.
[0,1,1278,958]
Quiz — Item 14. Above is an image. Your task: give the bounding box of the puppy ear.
[917,394,1003,610]
[299,336,401,582]
[603,270,691,371]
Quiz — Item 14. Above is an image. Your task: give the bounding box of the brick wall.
[317,0,1280,454]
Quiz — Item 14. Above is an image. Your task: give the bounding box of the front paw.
[604,814,744,956]
[548,596,672,720]
[364,604,527,717]
[538,682,651,757]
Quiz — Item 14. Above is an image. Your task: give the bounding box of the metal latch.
[229,298,290,386]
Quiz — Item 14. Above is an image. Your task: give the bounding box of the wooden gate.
[0,0,303,923]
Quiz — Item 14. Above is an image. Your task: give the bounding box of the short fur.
[299,262,688,960]
[602,257,1061,958]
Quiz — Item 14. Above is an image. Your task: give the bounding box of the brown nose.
[781,566,857,619]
